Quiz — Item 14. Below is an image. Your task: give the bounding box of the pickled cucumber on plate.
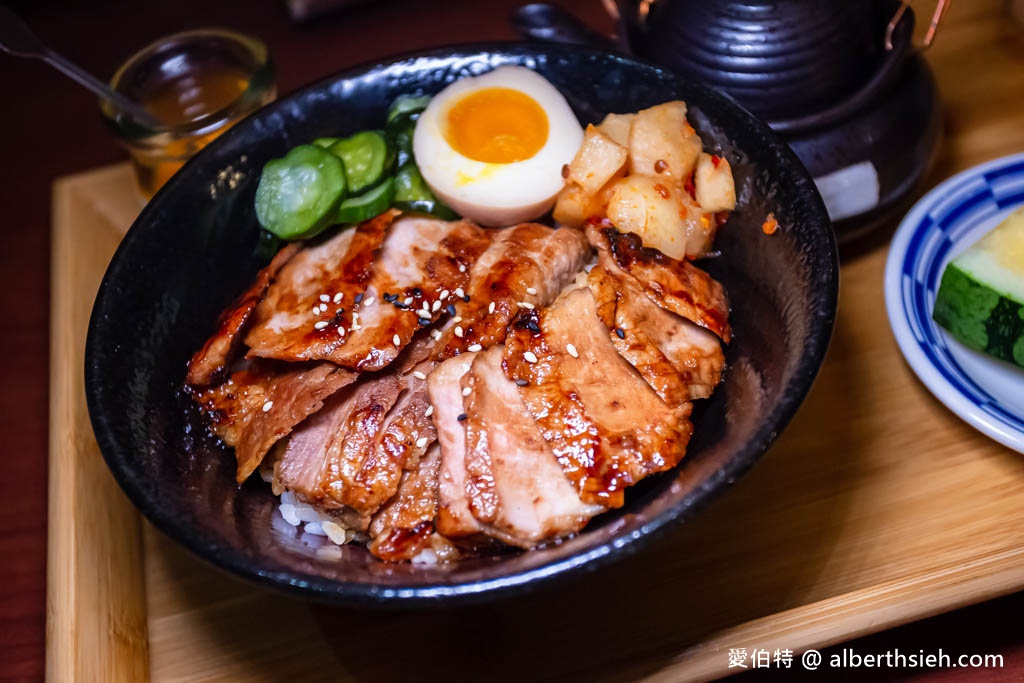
[933,207,1024,368]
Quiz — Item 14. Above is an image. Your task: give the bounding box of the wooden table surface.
[1,0,1022,681]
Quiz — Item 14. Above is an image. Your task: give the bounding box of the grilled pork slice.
[274,374,404,526]
[588,265,725,401]
[191,360,356,482]
[274,353,437,522]
[246,212,492,371]
[587,223,731,342]
[368,444,444,561]
[504,287,694,508]
[462,348,604,546]
[432,224,591,358]
[346,362,437,514]
[187,242,300,387]
[427,352,483,539]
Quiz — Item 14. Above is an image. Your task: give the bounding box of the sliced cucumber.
[933,207,1024,368]
[394,162,458,220]
[328,130,391,194]
[336,177,396,224]
[312,137,339,148]
[255,144,347,241]
[386,94,431,125]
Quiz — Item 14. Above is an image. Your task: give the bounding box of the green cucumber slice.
[313,137,340,148]
[328,130,390,194]
[393,162,458,219]
[254,144,347,241]
[387,94,431,124]
[336,177,396,224]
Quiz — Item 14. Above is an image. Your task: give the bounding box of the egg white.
[413,65,584,227]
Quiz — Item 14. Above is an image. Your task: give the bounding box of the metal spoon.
[0,6,166,130]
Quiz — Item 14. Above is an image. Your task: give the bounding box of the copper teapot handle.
[887,0,950,50]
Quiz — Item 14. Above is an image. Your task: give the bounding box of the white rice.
[276,488,358,547]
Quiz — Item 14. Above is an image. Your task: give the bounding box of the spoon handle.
[39,49,166,129]
[0,6,165,129]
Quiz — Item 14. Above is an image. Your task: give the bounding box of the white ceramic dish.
[885,152,1024,453]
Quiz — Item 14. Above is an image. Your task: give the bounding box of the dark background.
[0,1,1020,681]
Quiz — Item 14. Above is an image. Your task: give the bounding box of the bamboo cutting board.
[47,159,1024,683]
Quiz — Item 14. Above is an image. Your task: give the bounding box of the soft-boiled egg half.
[413,66,584,227]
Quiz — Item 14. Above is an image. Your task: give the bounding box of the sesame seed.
[393,301,409,309]
[362,296,375,307]
[463,294,471,303]
[455,287,465,298]
[319,294,330,303]
[453,316,463,324]
[333,293,344,304]
[262,400,274,412]
[457,413,468,422]
[467,343,482,352]
[338,327,346,336]
[459,264,466,273]
[403,296,413,305]
[524,351,538,363]
[454,326,464,338]
[312,305,321,314]
[462,386,472,397]
[415,436,429,448]
[440,289,450,300]
[488,301,495,314]
[518,301,535,310]
[383,293,395,302]
[424,405,434,417]
[526,319,541,333]
[413,287,422,296]
[615,327,626,339]
[314,321,329,330]
[354,293,364,304]
[432,300,442,312]
[393,334,401,346]
[446,304,457,316]
[567,343,579,358]
[413,371,427,380]
[431,329,442,340]
[418,317,431,326]
[526,287,537,295]
[515,378,529,387]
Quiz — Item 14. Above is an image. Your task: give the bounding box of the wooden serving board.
[47,158,1024,682]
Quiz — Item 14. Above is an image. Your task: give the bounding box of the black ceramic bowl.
[86,44,837,606]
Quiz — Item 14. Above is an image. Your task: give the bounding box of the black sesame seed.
[412,287,422,297]
[526,320,541,333]
[462,294,471,303]
[457,413,468,422]
[615,327,626,339]
[515,379,529,387]
[394,302,409,309]
[383,293,395,302]
[354,293,364,304]
[418,317,431,326]
[446,304,456,316]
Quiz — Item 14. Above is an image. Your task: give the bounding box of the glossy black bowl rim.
[86,42,839,607]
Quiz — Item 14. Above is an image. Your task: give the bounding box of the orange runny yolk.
[444,87,549,164]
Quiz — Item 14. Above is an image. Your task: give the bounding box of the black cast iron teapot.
[513,0,946,241]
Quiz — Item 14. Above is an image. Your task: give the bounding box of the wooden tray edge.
[46,169,151,683]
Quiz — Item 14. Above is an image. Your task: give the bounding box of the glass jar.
[101,28,276,200]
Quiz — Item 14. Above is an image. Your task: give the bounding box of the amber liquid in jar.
[108,30,275,200]
[132,65,251,198]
